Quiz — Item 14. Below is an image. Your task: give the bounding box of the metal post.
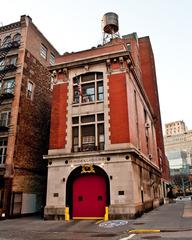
[104,206,108,221]
[65,207,70,221]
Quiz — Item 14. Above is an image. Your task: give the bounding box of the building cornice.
[0,22,21,33]
[49,50,130,71]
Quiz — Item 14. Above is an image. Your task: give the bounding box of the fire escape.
[0,40,20,132]
[0,40,20,103]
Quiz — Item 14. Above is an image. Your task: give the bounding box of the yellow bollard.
[104,206,108,221]
[65,207,70,221]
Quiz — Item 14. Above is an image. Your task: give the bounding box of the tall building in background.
[44,13,170,220]
[0,15,59,217]
[164,120,192,192]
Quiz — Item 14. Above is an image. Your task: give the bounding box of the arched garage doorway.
[66,164,110,219]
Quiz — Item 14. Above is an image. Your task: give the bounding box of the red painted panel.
[72,174,106,218]
[108,73,130,143]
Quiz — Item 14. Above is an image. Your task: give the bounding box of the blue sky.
[1,0,192,131]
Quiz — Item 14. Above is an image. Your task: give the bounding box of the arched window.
[73,72,104,104]
[13,33,21,43]
[3,36,11,47]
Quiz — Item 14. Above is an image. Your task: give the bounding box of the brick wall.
[25,18,59,67]
[49,83,68,149]
[13,49,51,191]
[108,73,130,143]
[139,37,168,177]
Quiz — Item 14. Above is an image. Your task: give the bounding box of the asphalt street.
[0,198,192,240]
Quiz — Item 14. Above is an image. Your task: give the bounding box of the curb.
[128,228,192,234]
[128,229,160,233]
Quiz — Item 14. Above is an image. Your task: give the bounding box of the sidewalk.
[129,200,192,232]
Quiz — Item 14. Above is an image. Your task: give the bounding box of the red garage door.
[72,174,106,219]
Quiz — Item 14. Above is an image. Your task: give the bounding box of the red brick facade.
[108,73,130,143]
[139,37,169,181]
[49,83,68,149]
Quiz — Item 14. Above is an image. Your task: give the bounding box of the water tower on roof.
[102,12,120,44]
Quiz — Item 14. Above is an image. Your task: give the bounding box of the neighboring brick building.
[0,15,59,217]
[44,17,170,219]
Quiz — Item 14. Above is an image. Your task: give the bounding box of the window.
[0,59,4,71]
[72,113,105,152]
[27,81,34,99]
[97,81,104,101]
[73,72,104,104]
[3,36,11,48]
[144,109,150,155]
[81,115,95,123]
[0,78,15,94]
[82,83,95,102]
[82,125,95,151]
[40,44,47,59]
[50,52,55,65]
[127,43,131,50]
[13,33,21,43]
[72,127,79,152]
[9,55,17,66]
[0,112,10,127]
[97,113,104,121]
[98,123,104,150]
[0,139,7,164]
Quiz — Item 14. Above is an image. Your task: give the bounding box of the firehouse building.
[44,14,170,220]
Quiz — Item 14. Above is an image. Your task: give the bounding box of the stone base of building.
[109,201,158,219]
[44,206,65,220]
[44,200,162,220]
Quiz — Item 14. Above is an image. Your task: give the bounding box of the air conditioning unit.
[148,154,153,159]
[145,123,150,128]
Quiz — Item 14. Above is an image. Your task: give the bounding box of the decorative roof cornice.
[0,22,21,33]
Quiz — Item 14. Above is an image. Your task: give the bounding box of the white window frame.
[27,81,34,100]
[50,52,55,65]
[72,113,105,152]
[0,139,7,165]
[0,111,10,127]
[40,44,47,59]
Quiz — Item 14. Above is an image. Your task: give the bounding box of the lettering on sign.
[72,157,106,164]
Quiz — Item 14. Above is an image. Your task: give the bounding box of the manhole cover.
[99,220,128,228]
[142,236,161,239]
[133,222,145,225]
[92,233,117,237]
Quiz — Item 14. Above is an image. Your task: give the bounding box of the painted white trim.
[119,234,136,240]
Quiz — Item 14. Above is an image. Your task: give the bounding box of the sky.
[1,0,192,131]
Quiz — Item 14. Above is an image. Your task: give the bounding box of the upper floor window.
[3,36,11,48]
[50,52,55,65]
[0,59,4,71]
[73,72,104,104]
[127,43,131,50]
[27,81,34,100]
[9,55,17,66]
[0,111,10,128]
[72,113,105,152]
[13,33,21,43]
[0,138,7,164]
[40,44,47,59]
[0,78,15,94]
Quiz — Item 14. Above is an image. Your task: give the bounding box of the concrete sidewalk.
[129,200,192,232]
